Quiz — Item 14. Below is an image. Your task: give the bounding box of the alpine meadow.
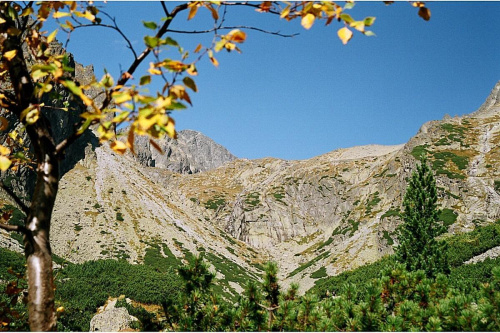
[0,1,499,331]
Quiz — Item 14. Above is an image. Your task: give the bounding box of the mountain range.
[0,53,499,297]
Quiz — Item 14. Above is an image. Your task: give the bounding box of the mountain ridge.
[1,80,499,296]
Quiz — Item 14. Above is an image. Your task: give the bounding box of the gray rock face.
[472,80,500,117]
[0,40,98,204]
[89,307,137,332]
[131,129,236,174]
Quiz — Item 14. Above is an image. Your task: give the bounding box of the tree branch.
[0,222,27,233]
[167,25,299,38]
[160,1,169,17]
[63,12,138,59]
[0,183,29,215]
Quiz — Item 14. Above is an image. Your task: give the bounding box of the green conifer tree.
[395,155,450,278]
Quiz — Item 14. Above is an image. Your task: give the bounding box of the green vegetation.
[310,266,327,279]
[204,195,226,210]
[495,180,500,194]
[383,230,394,245]
[441,123,467,145]
[365,191,381,215]
[55,260,182,331]
[288,251,331,278]
[432,151,469,170]
[396,155,449,278]
[160,255,500,331]
[410,142,469,179]
[446,220,500,267]
[381,208,401,219]
[410,144,429,160]
[272,191,286,205]
[144,241,181,272]
[2,215,500,332]
[245,192,260,209]
[438,208,458,227]
[116,212,124,221]
[316,237,334,252]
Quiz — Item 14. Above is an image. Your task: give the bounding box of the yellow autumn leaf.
[110,140,127,154]
[56,306,65,313]
[280,5,290,18]
[112,91,132,104]
[338,27,353,45]
[301,13,315,30]
[209,56,219,68]
[0,145,10,156]
[53,11,71,19]
[226,29,246,43]
[350,21,365,32]
[74,10,95,22]
[194,44,203,53]
[187,4,198,20]
[186,64,198,76]
[206,4,219,20]
[3,50,17,61]
[0,156,12,171]
[25,108,40,125]
[47,29,58,43]
[137,113,161,131]
[148,65,162,75]
[165,117,176,138]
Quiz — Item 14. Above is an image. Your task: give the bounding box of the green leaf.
[164,37,179,47]
[364,30,376,37]
[140,75,151,86]
[340,13,354,24]
[363,17,376,26]
[142,21,158,30]
[183,77,197,92]
[13,152,27,160]
[168,101,187,110]
[144,36,160,48]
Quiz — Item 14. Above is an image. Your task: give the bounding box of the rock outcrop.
[90,307,137,332]
[131,129,236,174]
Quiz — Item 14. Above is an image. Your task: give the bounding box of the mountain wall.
[1,61,499,294]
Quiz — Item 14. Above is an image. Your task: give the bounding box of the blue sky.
[58,2,500,160]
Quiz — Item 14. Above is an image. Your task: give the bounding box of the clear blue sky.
[58,1,500,160]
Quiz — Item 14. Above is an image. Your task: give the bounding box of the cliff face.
[1,63,500,294]
[131,129,237,174]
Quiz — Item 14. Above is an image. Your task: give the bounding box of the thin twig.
[225,2,283,15]
[66,21,138,59]
[167,26,299,38]
[0,184,30,215]
[161,1,169,17]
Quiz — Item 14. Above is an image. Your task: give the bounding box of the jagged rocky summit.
[129,129,237,174]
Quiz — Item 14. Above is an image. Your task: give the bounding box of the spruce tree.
[395,155,450,278]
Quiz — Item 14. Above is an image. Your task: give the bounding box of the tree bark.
[1,3,59,330]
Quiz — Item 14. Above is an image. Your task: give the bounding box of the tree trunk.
[1,4,59,329]
[23,121,59,331]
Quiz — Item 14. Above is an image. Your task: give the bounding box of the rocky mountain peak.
[130,129,236,174]
[472,80,500,117]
